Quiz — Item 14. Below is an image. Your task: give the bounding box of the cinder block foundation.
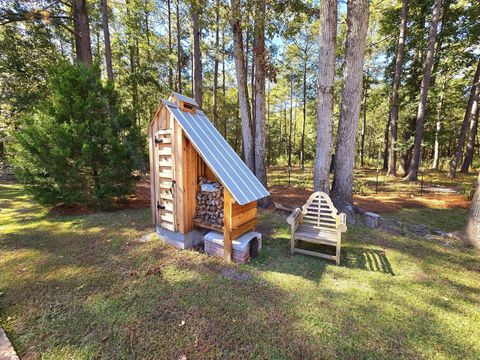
[156,226,203,249]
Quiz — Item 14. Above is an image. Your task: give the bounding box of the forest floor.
[1,169,480,359]
[268,166,475,213]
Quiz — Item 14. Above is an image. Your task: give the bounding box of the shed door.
[154,130,176,231]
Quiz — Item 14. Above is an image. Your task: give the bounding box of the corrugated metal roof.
[164,101,269,205]
[171,92,199,107]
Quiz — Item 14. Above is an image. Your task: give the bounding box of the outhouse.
[148,93,269,260]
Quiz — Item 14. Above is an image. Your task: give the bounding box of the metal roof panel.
[165,102,269,205]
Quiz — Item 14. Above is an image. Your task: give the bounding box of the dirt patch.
[269,186,311,210]
[48,177,151,216]
[269,185,471,214]
[354,193,470,213]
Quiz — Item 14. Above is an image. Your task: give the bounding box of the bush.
[11,62,142,209]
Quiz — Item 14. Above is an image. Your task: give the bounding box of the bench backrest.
[301,192,339,230]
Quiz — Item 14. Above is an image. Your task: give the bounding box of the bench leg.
[290,236,296,255]
[336,237,341,265]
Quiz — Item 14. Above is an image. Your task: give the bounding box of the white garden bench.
[287,192,347,265]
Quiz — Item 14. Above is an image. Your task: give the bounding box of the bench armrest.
[287,208,302,233]
[337,213,347,233]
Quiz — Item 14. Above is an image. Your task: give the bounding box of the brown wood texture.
[231,219,257,240]
[223,188,233,261]
[192,219,223,232]
[148,122,156,225]
[149,96,260,248]
[232,207,257,228]
[173,120,184,232]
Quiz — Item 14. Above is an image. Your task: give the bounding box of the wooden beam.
[173,120,184,233]
[148,123,156,226]
[223,188,233,261]
[231,218,257,240]
[231,207,257,228]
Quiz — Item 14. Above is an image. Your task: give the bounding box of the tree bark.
[382,112,390,170]
[405,0,441,181]
[432,81,446,170]
[176,0,182,93]
[461,105,479,173]
[448,60,480,177]
[267,80,271,166]
[288,75,293,168]
[300,58,307,170]
[192,3,202,107]
[100,0,113,81]
[222,27,227,137]
[253,0,270,207]
[231,0,254,171]
[167,0,173,89]
[332,0,369,217]
[463,171,480,248]
[360,76,368,167]
[71,0,92,65]
[387,0,408,176]
[212,0,219,126]
[313,0,337,193]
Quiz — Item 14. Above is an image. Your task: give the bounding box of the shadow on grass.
[342,246,395,275]
[2,181,480,359]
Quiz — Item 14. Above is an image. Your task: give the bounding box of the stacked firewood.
[193,177,224,227]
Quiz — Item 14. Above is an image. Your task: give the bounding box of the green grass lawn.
[1,181,480,359]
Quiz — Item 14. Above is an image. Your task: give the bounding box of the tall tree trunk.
[130,43,138,124]
[300,58,307,170]
[212,0,219,126]
[405,0,441,181]
[432,81,446,170]
[253,0,270,207]
[231,0,254,171]
[267,80,271,167]
[360,77,368,167]
[222,27,227,137]
[332,0,369,218]
[101,0,113,81]
[461,105,479,173]
[432,92,445,170]
[387,0,407,176]
[167,0,173,89]
[313,0,337,193]
[463,171,480,248]
[382,113,390,170]
[71,0,92,65]
[288,75,293,168]
[284,106,288,158]
[176,0,182,93]
[144,0,151,61]
[125,1,138,123]
[448,60,480,177]
[192,3,203,107]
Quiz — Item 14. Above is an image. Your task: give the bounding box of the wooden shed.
[148,93,269,261]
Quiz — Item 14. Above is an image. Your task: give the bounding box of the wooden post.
[223,188,233,261]
[148,124,156,225]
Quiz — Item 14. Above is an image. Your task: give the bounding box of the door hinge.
[155,137,163,144]
[157,201,165,211]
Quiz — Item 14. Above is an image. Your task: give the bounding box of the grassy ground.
[1,180,480,359]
